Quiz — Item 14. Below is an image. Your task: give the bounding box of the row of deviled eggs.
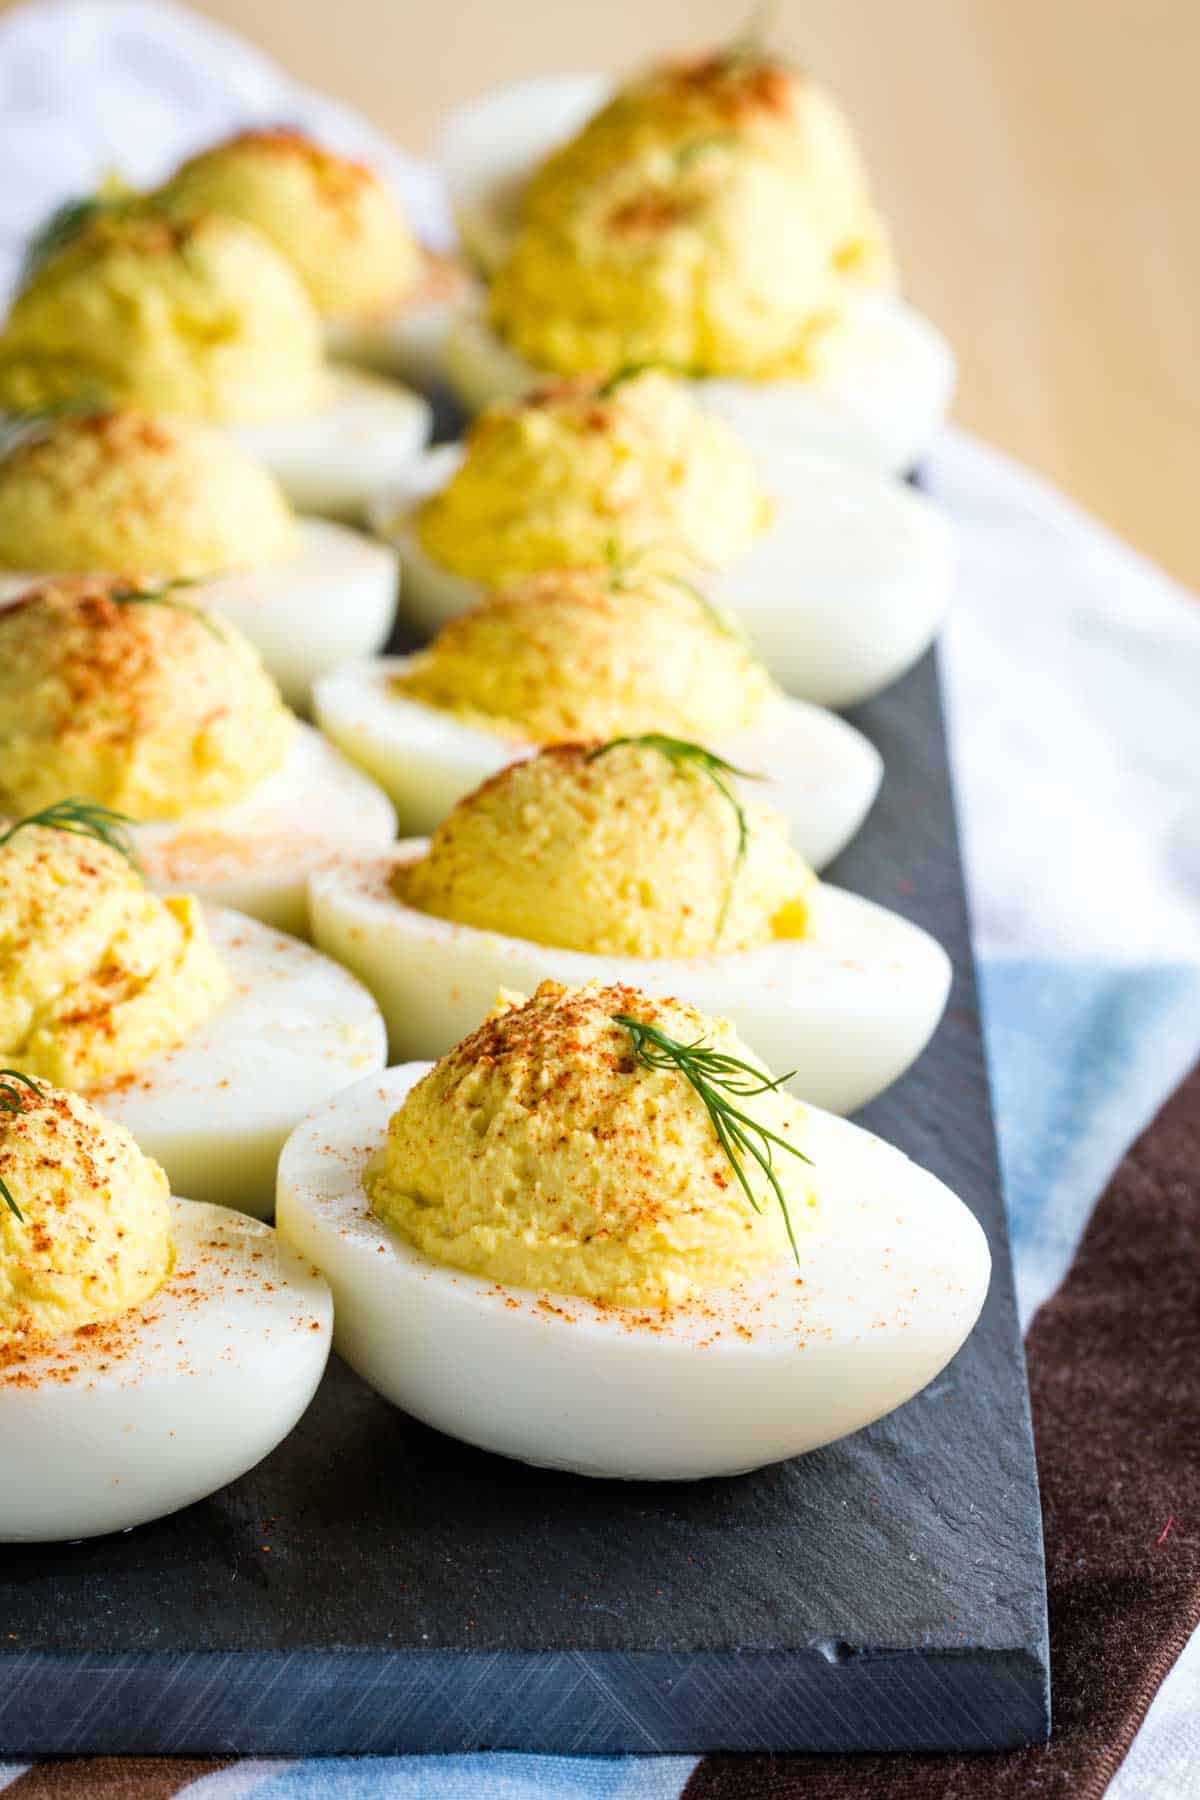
[0,35,989,1543]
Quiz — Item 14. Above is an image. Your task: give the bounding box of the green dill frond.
[613,1013,808,1258]
[0,1070,45,1221]
[0,799,140,870]
[108,576,224,640]
[585,733,762,941]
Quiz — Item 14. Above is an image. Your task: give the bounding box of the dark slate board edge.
[0,1645,1049,1756]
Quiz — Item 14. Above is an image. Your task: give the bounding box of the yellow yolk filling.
[0,576,293,821]
[414,370,770,586]
[398,738,815,959]
[0,1078,172,1345]
[369,980,814,1308]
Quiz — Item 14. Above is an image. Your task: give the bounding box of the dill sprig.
[601,538,748,645]
[720,1,780,71]
[595,358,696,397]
[613,1014,809,1258]
[0,798,140,870]
[108,576,224,640]
[0,1070,44,1222]
[19,195,108,286]
[585,732,762,940]
[18,176,136,288]
[0,394,107,459]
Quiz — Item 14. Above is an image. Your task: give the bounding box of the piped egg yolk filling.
[0,575,293,821]
[368,979,815,1309]
[491,146,846,382]
[0,409,297,578]
[0,1077,172,1348]
[414,370,771,587]
[521,50,894,289]
[0,822,228,1090]
[158,127,422,320]
[0,211,325,422]
[397,739,815,959]
[392,565,771,744]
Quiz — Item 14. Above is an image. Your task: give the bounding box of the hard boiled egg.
[373,437,953,709]
[435,60,954,474]
[0,408,398,709]
[0,576,397,937]
[276,988,989,1480]
[0,1078,331,1541]
[309,740,947,1114]
[96,905,386,1216]
[156,124,475,393]
[0,812,386,1216]
[227,366,433,524]
[0,209,432,524]
[444,293,955,483]
[133,722,398,939]
[313,563,881,866]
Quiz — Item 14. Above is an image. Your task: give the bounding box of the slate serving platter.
[0,645,1049,1758]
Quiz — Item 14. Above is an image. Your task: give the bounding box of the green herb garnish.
[596,361,660,398]
[0,799,140,870]
[0,1070,44,1222]
[585,732,762,940]
[613,1013,808,1258]
[19,195,108,287]
[108,576,223,640]
[0,394,106,459]
[18,176,136,288]
[600,538,747,645]
[719,1,780,72]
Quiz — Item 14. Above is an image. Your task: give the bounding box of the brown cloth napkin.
[10,1060,1199,1799]
[685,1058,1200,1800]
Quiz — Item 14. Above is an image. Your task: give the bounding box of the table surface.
[93,0,1191,597]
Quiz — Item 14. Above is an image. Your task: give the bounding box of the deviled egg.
[313,563,881,868]
[0,805,385,1211]
[0,1074,331,1540]
[0,211,432,520]
[437,45,954,473]
[277,980,989,1480]
[370,371,952,707]
[157,125,474,390]
[0,408,398,707]
[0,575,396,936]
[309,737,947,1113]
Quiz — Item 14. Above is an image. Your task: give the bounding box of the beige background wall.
[8,0,1199,589]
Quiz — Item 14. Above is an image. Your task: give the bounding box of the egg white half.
[313,657,880,868]
[703,448,954,708]
[277,1063,990,1479]
[442,293,955,480]
[203,520,398,711]
[0,520,398,715]
[135,720,397,939]
[309,844,949,1115]
[228,365,433,523]
[367,442,473,637]
[436,71,613,275]
[325,258,481,390]
[0,1197,332,1541]
[372,441,952,708]
[93,904,386,1216]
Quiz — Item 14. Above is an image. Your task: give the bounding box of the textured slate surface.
[0,647,1050,1756]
